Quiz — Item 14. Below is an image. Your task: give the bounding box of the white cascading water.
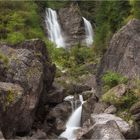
[60,95,84,140]
[45,8,65,48]
[83,17,94,47]
[64,95,75,112]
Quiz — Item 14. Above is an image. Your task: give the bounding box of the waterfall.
[45,8,65,48]
[64,95,75,112]
[60,95,84,140]
[83,17,94,47]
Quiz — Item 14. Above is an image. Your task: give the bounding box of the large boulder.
[0,39,55,138]
[91,113,131,137]
[77,120,125,140]
[81,93,98,124]
[97,19,140,96]
[44,101,72,135]
[43,82,65,104]
[58,3,85,47]
[101,84,127,106]
[130,101,140,125]
[90,121,125,140]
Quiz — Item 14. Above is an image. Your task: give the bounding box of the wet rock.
[97,19,140,96]
[44,102,72,135]
[66,83,91,95]
[81,94,98,124]
[81,90,94,101]
[45,82,65,104]
[77,119,94,139]
[0,39,55,138]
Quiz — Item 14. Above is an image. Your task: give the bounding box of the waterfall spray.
[45,8,65,47]
[60,95,84,140]
[83,17,94,47]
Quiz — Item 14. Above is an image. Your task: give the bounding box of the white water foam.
[45,8,65,47]
[83,17,94,47]
[60,95,84,140]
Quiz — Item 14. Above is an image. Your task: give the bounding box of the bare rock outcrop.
[97,19,140,96]
[58,3,85,47]
[0,39,55,138]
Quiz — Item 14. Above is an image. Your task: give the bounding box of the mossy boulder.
[0,39,55,138]
[102,84,127,107]
[102,84,137,108]
[0,82,23,111]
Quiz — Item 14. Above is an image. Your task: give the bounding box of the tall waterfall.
[60,95,84,140]
[45,8,65,48]
[83,17,94,47]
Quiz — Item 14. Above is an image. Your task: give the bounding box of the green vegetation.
[102,88,138,108]
[0,51,9,66]
[77,1,97,24]
[130,0,140,19]
[94,1,131,53]
[6,90,15,105]
[46,40,97,78]
[101,73,140,122]
[102,85,138,121]
[45,0,70,10]
[102,71,128,92]
[0,1,44,44]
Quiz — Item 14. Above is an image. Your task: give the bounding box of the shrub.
[45,0,70,10]
[102,89,138,108]
[130,0,140,19]
[0,1,44,44]
[0,51,9,65]
[94,1,131,54]
[7,32,25,44]
[102,71,128,89]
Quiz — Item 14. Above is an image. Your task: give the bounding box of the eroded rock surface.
[91,113,131,136]
[97,19,140,96]
[58,3,85,47]
[0,39,55,138]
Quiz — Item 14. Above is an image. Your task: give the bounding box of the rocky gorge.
[0,1,140,140]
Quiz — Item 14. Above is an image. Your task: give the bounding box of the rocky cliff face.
[0,39,55,138]
[58,3,86,47]
[97,19,140,96]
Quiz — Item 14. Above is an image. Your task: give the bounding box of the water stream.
[45,8,65,47]
[60,95,84,140]
[83,17,94,47]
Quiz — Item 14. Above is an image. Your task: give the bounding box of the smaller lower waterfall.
[83,17,94,47]
[64,95,75,112]
[60,95,84,140]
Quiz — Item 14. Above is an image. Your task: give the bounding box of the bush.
[102,71,128,89]
[0,1,44,44]
[71,45,94,65]
[130,0,140,19]
[102,88,138,108]
[0,51,9,66]
[94,1,131,54]
[45,0,70,10]
[7,32,25,44]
